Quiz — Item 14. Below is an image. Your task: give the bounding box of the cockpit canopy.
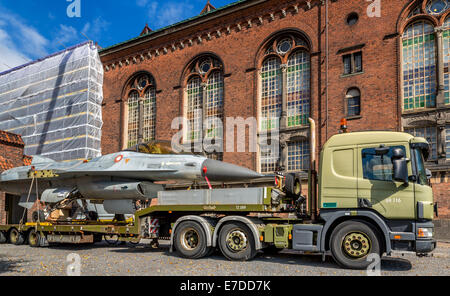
[124,141,178,155]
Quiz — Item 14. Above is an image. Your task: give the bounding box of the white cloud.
[136,0,149,7]
[52,24,79,48]
[0,7,49,70]
[0,28,31,72]
[144,1,196,28]
[81,17,110,41]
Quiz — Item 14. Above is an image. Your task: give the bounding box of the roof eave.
[99,0,267,57]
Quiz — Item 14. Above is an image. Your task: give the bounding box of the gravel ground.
[0,240,449,276]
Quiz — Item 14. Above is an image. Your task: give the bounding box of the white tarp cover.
[0,42,103,161]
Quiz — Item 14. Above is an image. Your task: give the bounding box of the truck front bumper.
[415,239,436,253]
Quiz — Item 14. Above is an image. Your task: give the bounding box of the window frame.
[342,51,363,75]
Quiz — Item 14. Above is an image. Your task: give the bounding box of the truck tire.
[28,230,41,247]
[0,231,6,244]
[218,222,257,261]
[9,228,25,245]
[330,221,381,270]
[174,221,208,259]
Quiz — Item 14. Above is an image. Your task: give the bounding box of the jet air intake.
[78,181,163,200]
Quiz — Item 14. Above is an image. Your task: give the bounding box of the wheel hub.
[342,232,371,258]
[226,230,247,252]
[181,228,199,250]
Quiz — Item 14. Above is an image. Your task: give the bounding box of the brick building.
[0,131,32,225]
[96,0,449,217]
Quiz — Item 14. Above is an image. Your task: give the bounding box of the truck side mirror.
[392,148,408,185]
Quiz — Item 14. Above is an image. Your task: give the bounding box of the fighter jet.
[0,141,264,216]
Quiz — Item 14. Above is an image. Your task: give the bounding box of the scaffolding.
[0,42,103,161]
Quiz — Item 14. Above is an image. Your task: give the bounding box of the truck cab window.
[362,146,406,181]
[413,148,428,185]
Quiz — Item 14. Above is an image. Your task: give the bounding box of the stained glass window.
[142,87,156,142]
[260,149,280,173]
[186,76,203,141]
[261,57,282,131]
[287,140,310,171]
[127,90,139,147]
[205,71,224,139]
[402,21,437,110]
[405,126,438,160]
[287,51,310,127]
[443,17,450,104]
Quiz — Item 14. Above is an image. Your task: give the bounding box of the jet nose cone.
[201,159,264,181]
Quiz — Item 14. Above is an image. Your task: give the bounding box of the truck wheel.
[174,221,208,259]
[330,221,381,270]
[9,228,25,245]
[28,230,41,247]
[218,222,257,261]
[0,231,6,244]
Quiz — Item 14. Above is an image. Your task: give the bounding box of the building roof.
[201,1,217,14]
[23,155,33,166]
[140,23,152,36]
[0,130,24,147]
[0,156,15,171]
[99,0,252,54]
[0,41,92,77]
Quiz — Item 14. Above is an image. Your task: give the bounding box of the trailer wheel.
[330,221,381,270]
[9,228,25,245]
[32,210,46,222]
[218,222,257,261]
[174,221,208,259]
[0,231,6,244]
[28,230,41,248]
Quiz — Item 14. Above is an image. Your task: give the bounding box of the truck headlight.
[418,228,433,238]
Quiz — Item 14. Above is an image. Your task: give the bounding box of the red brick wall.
[432,173,450,219]
[0,141,26,225]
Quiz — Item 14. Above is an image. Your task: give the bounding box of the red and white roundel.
[114,155,124,163]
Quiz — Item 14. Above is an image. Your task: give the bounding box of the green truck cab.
[312,131,436,268]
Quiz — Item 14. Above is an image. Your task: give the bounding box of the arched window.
[261,57,282,130]
[259,33,311,173]
[402,21,437,110]
[346,88,361,116]
[260,36,310,131]
[126,74,156,147]
[184,56,224,159]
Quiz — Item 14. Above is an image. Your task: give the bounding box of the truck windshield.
[413,148,428,186]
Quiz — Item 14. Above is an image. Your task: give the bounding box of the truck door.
[357,144,415,219]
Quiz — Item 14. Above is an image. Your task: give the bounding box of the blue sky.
[0,0,236,72]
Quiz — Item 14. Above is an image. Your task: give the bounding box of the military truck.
[0,120,437,269]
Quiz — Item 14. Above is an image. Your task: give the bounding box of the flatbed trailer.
[0,123,438,270]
